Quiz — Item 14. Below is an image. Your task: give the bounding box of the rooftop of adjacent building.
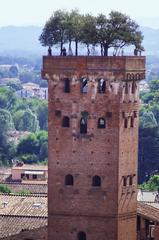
[0,190,159,239]
[12,164,48,171]
[0,193,47,239]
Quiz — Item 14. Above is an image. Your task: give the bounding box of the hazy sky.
[1,0,159,28]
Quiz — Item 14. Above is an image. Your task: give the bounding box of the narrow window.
[124,118,128,128]
[80,118,87,134]
[123,176,127,186]
[92,175,101,187]
[65,174,74,186]
[64,78,70,93]
[21,173,25,179]
[125,82,128,94]
[132,81,135,94]
[81,78,88,93]
[98,78,106,93]
[129,175,133,185]
[78,232,86,240]
[33,174,37,180]
[130,117,134,128]
[98,118,105,128]
[62,116,70,127]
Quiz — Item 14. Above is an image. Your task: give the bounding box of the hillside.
[0,25,159,56]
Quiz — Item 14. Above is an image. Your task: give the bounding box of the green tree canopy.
[149,79,159,92]
[140,175,159,191]
[0,109,14,136]
[140,111,158,129]
[13,109,39,132]
[39,9,143,56]
[17,131,48,164]
[0,86,17,110]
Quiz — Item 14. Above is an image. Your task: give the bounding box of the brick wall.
[43,56,145,240]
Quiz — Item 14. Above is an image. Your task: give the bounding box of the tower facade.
[42,56,145,240]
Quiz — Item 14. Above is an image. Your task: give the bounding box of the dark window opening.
[78,231,86,240]
[92,175,101,187]
[81,78,88,93]
[106,112,112,118]
[64,78,70,93]
[62,116,70,127]
[129,176,133,185]
[65,174,74,186]
[125,82,128,94]
[132,81,136,94]
[123,177,127,186]
[55,110,61,117]
[130,117,134,128]
[124,118,128,128]
[26,174,29,180]
[98,79,106,93]
[33,174,37,180]
[21,173,25,179]
[80,118,87,134]
[134,111,137,118]
[98,118,105,128]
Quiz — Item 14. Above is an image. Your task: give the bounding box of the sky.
[1,0,159,28]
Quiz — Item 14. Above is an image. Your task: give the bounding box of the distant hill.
[0,25,159,56]
[0,26,44,57]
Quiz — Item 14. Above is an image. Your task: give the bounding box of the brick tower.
[42,56,145,240]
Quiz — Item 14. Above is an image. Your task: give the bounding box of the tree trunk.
[60,42,63,56]
[87,44,90,56]
[103,45,108,56]
[100,44,103,56]
[75,41,78,56]
[68,41,73,56]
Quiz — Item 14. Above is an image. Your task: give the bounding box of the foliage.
[0,86,17,110]
[37,102,48,130]
[13,109,39,132]
[39,9,143,56]
[0,184,11,193]
[17,131,48,164]
[7,79,22,91]
[139,79,159,183]
[140,111,157,128]
[9,66,18,78]
[140,175,159,191]
[0,108,14,136]
[149,79,159,92]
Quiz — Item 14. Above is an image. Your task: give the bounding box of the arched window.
[81,78,88,93]
[64,78,70,93]
[98,118,105,128]
[62,116,70,127]
[92,175,101,187]
[65,174,74,186]
[98,78,106,93]
[78,231,86,240]
[80,118,87,134]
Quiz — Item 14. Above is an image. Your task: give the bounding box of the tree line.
[39,9,143,56]
[0,86,48,166]
[139,80,159,184]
